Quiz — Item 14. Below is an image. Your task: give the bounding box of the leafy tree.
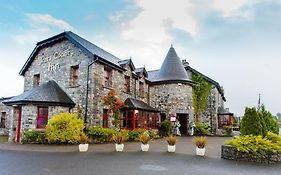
[192,74,212,122]
[103,89,125,129]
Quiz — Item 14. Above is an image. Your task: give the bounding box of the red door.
[15,107,22,142]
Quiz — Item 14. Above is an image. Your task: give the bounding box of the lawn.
[0,136,8,142]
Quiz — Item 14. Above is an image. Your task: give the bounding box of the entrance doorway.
[15,107,22,142]
[177,113,188,135]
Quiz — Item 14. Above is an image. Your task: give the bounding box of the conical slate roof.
[3,80,75,107]
[156,46,189,82]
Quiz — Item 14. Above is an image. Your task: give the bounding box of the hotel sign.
[38,50,74,71]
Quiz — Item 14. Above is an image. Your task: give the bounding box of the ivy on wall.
[192,74,212,122]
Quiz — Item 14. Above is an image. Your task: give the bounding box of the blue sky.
[1,0,281,116]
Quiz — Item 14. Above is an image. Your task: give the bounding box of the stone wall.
[149,83,193,117]
[88,62,150,127]
[221,145,281,163]
[23,39,90,114]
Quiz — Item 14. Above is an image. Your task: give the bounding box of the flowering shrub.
[46,113,85,144]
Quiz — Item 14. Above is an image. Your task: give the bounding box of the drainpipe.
[84,57,97,124]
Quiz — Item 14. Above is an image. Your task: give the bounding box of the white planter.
[79,144,89,152]
[141,143,149,151]
[115,143,124,152]
[196,147,206,156]
[167,145,176,152]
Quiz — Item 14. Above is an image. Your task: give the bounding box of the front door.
[177,113,188,135]
[15,107,22,142]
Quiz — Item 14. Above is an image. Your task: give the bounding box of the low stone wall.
[221,145,281,163]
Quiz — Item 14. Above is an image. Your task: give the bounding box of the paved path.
[0,150,280,175]
[0,136,229,158]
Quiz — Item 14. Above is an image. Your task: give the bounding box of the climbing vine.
[103,89,125,129]
[192,74,212,122]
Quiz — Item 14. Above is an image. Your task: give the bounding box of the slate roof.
[134,67,148,77]
[20,31,125,75]
[148,46,191,82]
[3,81,75,107]
[124,98,159,112]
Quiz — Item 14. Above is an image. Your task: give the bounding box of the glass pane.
[37,117,48,128]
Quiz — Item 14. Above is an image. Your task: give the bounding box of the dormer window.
[33,74,40,87]
[104,67,112,87]
[124,75,130,93]
[70,65,79,86]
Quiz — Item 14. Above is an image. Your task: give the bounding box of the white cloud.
[13,13,74,44]
[26,13,73,30]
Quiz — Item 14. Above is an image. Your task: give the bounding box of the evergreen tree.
[239,107,263,136]
[260,105,279,134]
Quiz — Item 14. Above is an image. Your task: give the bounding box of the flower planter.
[141,144,149,151]
[167,145,176,152]
[79,144,89,152]
[196,147,205,156]
[115,143,124,152]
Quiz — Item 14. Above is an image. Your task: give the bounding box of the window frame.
[70,65,79,86]
[37,107,48,129]
[33,74,40,87]
[1,112,6,128]
[124,75,130,93]
[139,81,145,97]
[104,67,112,87]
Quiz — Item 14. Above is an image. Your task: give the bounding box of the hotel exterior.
[0,31,232,142]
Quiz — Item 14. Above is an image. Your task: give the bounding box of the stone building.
[2,31,231,142]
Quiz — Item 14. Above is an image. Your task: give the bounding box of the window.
[70,65,79,86]
[218,115,232,129]
[33,74,40,87]
[102,109,109,128]
[139,82,144,97]
[104,67,112,87]
[1,112,6,128]
[37,107,48,129]
[124,76,130,93]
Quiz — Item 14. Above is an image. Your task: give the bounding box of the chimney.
[182,59,189,67]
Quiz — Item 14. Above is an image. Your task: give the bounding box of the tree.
[192,74,212,122]
[260,105,279,135]
[103,89,125,129]
[239,107,264,136]
[240,105,279,136]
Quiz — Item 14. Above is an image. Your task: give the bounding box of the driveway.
[0,150,280,175]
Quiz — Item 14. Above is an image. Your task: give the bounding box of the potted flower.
[112,131,126,152]
[79,133,89,152]
[192,136,207,156]
[166,135,177,152]
[139,132,151,151]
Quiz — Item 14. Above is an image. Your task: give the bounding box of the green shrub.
[23,130,46,144]
[127,129,146,141]
[225,132,281,156]
[194,122,210,136]
[159,120,171,137]
[224,125,233,136]
[46,113,85,144]
[240,106,279,136]
[147,129,159,139]
[89,127,116,143]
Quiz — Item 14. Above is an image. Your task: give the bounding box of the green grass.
[0,136,8,142]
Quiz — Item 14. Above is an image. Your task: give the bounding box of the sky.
[0,0,281,116]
